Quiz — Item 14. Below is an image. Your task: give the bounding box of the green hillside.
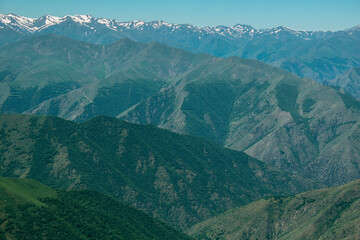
[0,177,193,240]
[188,179,360,240]
[0,114,312,230]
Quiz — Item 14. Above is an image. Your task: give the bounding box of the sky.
[0,0,359,31]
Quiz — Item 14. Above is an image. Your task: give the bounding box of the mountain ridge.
[1,13,359,87]
[0,113,313,230]
[0,13,344,37]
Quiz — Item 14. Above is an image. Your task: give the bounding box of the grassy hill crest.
[0,177,193,239]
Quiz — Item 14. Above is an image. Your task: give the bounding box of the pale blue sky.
[1,0,359,31]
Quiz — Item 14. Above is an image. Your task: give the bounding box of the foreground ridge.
[188,179,360,240]
[0,177,193,239]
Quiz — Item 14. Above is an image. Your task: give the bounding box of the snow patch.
[70,15,92,24]
[97,18,110,25]
[0,16,11,24]
[0,13,340,41]
[133,20,145,28]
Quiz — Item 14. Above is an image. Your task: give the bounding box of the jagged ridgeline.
[0,114,312,230]
[1,14,360,85]
[188,179,360,240]
[0,35,360,187]
[0,177,193,239]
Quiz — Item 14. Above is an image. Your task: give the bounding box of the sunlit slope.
[188,179,360,240]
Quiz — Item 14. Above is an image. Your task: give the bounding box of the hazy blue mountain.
[1,14,360,87]
[1,35,360,187]
[327,66,360,99]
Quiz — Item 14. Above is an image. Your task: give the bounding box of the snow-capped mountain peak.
[232,24,254,30]
[132,20,146,28]
[1,13,34,25]
[0,13,356,42]
[256,25,315,39]
[33,15,63,30]
[0,13,36,32]
[149,20,174,28]
[69,14,93,24]
[345,24,360,33]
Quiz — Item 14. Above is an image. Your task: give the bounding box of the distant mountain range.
[0,14,336,41]
[0,35,359,187]
[188,179,360,240]
[0,177,193,239]
[1,14,360,89]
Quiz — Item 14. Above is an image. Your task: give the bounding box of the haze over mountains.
[0,35,359,187]
[1,14,360,92]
